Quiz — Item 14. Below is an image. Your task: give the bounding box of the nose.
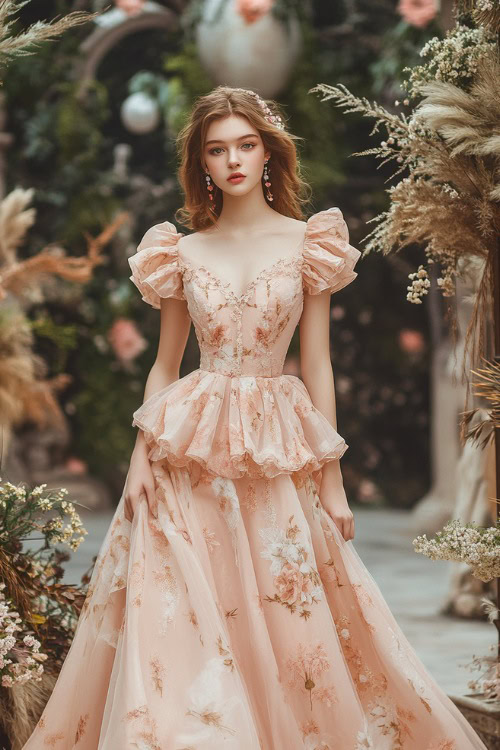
[227,148,241,168]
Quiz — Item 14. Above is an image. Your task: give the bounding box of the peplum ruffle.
[132,368,348,481]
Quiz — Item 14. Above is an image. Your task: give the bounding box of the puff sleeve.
[128,220,185,308]
[302,207,361,296]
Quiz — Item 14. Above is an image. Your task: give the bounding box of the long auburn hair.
[174,86,311,232]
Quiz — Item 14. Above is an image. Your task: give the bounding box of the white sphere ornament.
[120,91,160,134]
[195,0,302,99]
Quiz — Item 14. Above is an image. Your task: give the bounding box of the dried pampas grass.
[458,0,500,34]
[0,208,128,301]
[310,47,500,377]
[0,669,58,750]
[0,1,96,71]
[0,188,128,449]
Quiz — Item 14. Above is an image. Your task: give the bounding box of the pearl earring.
[263,160,273,202]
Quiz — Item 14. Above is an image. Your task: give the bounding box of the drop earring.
[205,171,216,211]
[263,159,273,202]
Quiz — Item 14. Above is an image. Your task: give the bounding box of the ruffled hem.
[128,220,185,308]
[132,369,348,481]
[303,207,361,295]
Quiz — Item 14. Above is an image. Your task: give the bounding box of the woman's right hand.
[123,438,157,522]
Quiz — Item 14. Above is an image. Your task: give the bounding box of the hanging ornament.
[121,91,160,134]
[195,0,302,98]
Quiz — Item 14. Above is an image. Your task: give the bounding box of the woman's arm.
[299,290,355,542]
[137,297,191,423]
[125,297,191,521]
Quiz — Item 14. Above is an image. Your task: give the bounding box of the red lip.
[228,173,245,181]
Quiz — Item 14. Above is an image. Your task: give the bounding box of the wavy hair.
[174,86,311,231]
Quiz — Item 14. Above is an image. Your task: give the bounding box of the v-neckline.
[176,225,308,304]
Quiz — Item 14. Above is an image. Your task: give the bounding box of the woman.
[23,86,486,749]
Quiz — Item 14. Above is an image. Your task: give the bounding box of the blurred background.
[4,0,437,509]
[0,0,497,724]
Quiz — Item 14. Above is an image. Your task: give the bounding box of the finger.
[145,485,158,518]
[343,518,349,541]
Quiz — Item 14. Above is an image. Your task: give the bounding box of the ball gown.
[22,208,488,749]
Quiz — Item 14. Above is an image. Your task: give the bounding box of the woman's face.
[203,114,270,199]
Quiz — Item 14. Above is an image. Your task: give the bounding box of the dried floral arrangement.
[0,5,120,747]
[413,516,500,700]
[0,479,91,748]
[310,1,500,375]
[0,187,127,456]
[463,640,499,703]
[413,518,500,583]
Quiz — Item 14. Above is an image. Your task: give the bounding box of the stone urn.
[195,0,302,98]
[448,693,500,749]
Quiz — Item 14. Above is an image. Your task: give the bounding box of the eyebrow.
[205,134,259,145]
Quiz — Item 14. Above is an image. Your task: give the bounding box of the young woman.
[23,87,486,750]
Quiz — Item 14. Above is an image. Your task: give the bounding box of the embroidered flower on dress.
[286,641,332,710]
[260,515,323,617]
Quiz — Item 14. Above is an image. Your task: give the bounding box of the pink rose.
[275,562,311,605]
[114,0,145,16]
[399,328,425,354]
[397,0,437,28]
[236,0,274,24]
[107,317,147,362]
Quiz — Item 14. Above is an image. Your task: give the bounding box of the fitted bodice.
[129,206,361,378]
[178,252,305,377]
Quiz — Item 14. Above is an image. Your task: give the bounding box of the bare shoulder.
[266,214,307,240]
[177,230,215,262]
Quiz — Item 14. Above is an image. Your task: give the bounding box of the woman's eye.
[208,143,255,155]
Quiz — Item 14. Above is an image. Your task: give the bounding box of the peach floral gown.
[23,208,487,750]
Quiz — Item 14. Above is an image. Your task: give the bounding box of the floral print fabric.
[22,209,487,749]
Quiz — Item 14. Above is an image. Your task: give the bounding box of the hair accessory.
[263,159,273,202]
[232,88,285,131]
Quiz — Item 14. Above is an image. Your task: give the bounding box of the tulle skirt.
[22,458,487,749]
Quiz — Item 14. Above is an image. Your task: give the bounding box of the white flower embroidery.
[239,376,257,392]
[158,588,179,635]
[211,477,240,532]
[259,526,301,575]
[174,657,254,747]
[355,729,374,749]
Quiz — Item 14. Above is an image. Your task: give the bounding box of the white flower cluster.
[476,0,495,10]
[406,265,431,303]
[0,481,28,507]
[0,583,48,688]
[42,500,88,550]
[436,273,455,296]
[402,25,498,98]
[0,479,88,551]
[413,519,500,582]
